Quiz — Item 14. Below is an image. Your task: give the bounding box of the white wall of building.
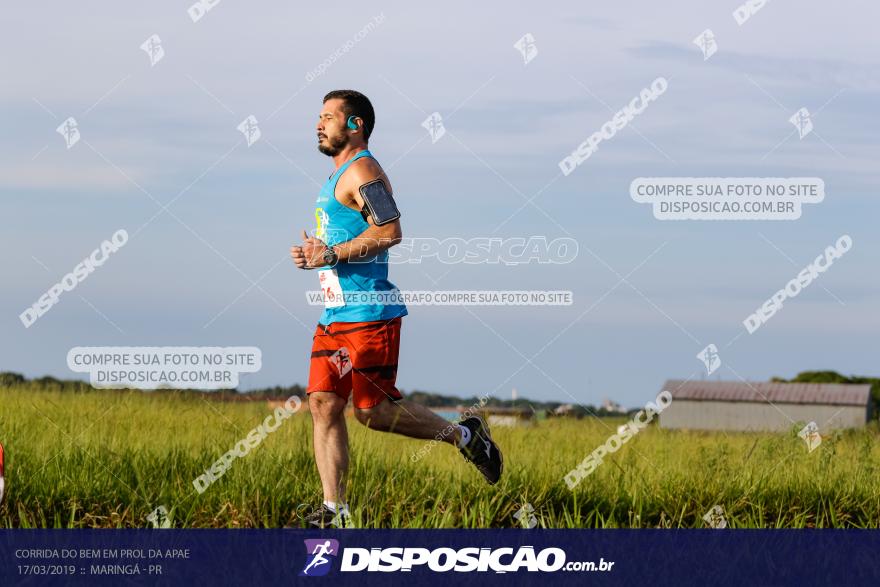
[659,400,868,431]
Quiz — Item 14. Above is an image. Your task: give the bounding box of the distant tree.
[0,372,26,387]
[789,370,850,384]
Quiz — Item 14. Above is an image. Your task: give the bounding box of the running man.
[290,90,503,528]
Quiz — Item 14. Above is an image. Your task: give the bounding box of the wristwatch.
[322,246,339,267]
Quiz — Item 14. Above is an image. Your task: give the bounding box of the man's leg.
[346,318,503,485]
[354,397,504,485]
[354,398,461,445]
[309,391,349,502]
[348,318,460,444]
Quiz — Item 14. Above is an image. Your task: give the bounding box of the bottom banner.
[1,529,878,586]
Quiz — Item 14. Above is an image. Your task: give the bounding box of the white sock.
[456,424,471,449]
[324,500,350,516]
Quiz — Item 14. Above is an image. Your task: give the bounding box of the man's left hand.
[300,229,328,268]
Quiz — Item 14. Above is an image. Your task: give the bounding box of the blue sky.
[1,1,878,408]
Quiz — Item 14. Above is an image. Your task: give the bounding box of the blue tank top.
[314,150,408,325]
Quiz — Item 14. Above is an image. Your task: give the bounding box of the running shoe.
[304,504,351,528]
[458,416,503,485]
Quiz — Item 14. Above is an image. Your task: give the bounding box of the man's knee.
[354,400,392,429]
[309,392,346,424]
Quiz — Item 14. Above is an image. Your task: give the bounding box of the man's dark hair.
[323,89,375,141]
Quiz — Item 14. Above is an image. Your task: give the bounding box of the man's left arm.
[301,161,402,267]
[332,219,402,263]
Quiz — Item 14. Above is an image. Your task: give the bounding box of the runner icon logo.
[696,344,721,375]
[301,539,340,577]
[331,347,352,377]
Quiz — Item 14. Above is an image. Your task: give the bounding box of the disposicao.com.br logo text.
[300,541,614,575]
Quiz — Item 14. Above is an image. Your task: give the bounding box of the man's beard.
[317,132,349,156]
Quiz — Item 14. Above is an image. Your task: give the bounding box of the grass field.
[1,386,879,528]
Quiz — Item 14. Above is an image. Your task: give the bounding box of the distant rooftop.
[662,380,871,407]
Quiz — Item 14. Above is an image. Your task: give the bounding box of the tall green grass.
[1,387,878,528]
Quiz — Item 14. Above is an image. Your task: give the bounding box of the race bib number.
[318,268,346,308]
